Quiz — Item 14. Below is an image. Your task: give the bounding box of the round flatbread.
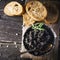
[44,2,59,24]
[4,1,23,16]
[23,13,35,26]
[26,1,47,21]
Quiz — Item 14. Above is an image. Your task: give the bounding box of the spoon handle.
[20,48,35,55]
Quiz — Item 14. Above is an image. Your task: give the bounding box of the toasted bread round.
[26,1,47,21]
[23,13,35,26]
[44,2,59,24]
[4,1,23,16]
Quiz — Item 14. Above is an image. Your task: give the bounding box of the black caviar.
[23,24,54,56]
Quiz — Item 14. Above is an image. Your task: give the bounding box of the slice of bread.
[4,1,23,16]
[26,1,47,21]
[44,2,59,24]
[23,13,35,26]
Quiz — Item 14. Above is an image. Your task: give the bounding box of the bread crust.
[44,2,59,24]
[4,1,23,16]
[23,13,35,26]
[26,1,47,21]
